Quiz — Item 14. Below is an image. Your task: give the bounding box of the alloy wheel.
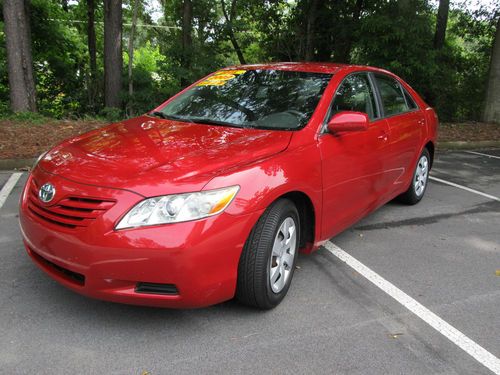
[414,155,429,197]
[269,217,297,293]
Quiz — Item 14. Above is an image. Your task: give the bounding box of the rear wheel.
[236,199,299,309]
[398,148,430,205]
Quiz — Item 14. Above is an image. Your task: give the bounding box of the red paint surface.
[19,63,438,308]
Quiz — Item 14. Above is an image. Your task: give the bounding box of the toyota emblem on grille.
[39,183,56,203]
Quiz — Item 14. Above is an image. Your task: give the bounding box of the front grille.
[30,248,85,286]
[135,282,179,295]
[27,179,115,229]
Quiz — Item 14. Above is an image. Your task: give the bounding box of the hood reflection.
[39,115,293,197]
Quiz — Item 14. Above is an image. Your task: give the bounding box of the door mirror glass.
[327,111,369,133]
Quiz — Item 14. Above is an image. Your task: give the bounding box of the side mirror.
[327,111,369,134]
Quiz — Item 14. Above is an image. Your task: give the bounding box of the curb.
[0,158,35,171]
[437,141,500,150]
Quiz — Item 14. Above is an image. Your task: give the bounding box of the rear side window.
[403,88,418,110]
[329,73,378,120]
[374,74,409,116]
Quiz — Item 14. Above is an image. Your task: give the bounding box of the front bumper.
[19,169,262,308]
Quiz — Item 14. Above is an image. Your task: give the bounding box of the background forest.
[1,0,499,124]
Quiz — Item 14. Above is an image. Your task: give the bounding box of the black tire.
[236,199,300,309]
[398,148,431,205]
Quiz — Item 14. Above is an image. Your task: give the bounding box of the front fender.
[203,143,323,243]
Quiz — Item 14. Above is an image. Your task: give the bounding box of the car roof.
[222,62,392,75]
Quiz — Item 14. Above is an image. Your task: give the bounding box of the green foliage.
[0,98,9,116]
[0,0,498,122]
[2,111,50,124]
[30,0,88,117]
[131,41,166,72]
[99,107,124,122]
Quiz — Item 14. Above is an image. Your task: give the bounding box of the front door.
[319,73,392,240]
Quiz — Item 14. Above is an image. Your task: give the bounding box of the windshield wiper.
[181,117,245,128]
[149,112,246,128]
[150,111,187,121]
[149,111,169,119]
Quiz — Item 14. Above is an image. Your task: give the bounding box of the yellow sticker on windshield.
[197,79,228,86]
[220,69,246,75]
[211,73,236,80]
[197,69,246,86]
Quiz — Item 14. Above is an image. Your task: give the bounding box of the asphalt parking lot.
[0,149,499,375]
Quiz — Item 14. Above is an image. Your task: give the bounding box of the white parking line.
[0,173,23,210]
[465,150,500,160]
[429,176,500,202]
[324,241,500,374]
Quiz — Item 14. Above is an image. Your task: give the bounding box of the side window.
[403,88,418,110]
[374,74,409,116]
[329,74,378,121]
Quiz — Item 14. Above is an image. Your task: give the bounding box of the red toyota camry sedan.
[19,63,437,309]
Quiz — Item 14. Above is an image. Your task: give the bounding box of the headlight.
[115,185,239,229]
[32,151,47,169]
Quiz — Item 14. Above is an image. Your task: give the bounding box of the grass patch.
[1,111,52,125]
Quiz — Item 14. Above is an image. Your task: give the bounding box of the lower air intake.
[135,282,178,295]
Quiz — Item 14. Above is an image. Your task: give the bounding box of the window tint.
[403,88,418,110]
[330,74,378,120]
[374,75,408,116]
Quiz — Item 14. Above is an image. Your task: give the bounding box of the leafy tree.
[0,0,498,123]
[30,0,88,117]
[221,0,246,64]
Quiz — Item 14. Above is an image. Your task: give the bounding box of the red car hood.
[38,116,292,197]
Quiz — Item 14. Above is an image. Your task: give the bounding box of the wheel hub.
[414,155,429,197]
[269,217,297,293]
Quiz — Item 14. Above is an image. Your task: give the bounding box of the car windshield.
[155,69,332,130]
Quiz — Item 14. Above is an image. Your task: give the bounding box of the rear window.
[374,74,409,116]
[158,69,332,130]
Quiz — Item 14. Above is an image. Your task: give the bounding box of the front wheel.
[398,148,431,205]
[236,199,299,309]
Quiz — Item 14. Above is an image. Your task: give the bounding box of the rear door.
[372,74,426,189]
[319,72,392,239]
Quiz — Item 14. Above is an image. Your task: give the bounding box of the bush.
[1,111,50,124]
[98,107,124,122]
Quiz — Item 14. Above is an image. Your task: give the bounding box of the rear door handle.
[377,134,388,141]
[418,119,426,126]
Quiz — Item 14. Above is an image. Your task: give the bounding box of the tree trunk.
[433,0,450,49]
[3,0,37,112]
[221,0,246,64]
[483,17,500,123]
[127,0,140,116]
[181,0,193,86]
[104,0,123,109]
[87,0,97,111]
[304,0,319,61]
